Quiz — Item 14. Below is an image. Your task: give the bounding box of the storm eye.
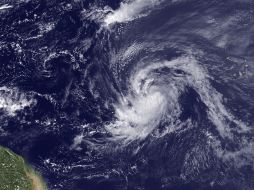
[174,69,186,76]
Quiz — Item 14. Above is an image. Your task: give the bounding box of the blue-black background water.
[0,0,254,189]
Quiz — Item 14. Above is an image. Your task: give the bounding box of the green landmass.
[0,146,47,190]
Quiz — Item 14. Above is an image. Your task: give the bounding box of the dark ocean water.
[0,0,254,189]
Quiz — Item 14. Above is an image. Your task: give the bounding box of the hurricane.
[0,0,254,189]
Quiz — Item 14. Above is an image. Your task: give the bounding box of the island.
[0,146,47,190]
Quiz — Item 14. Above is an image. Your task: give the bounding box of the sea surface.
[0,0,254,189]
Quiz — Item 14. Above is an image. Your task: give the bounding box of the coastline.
[0,146,47,190]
